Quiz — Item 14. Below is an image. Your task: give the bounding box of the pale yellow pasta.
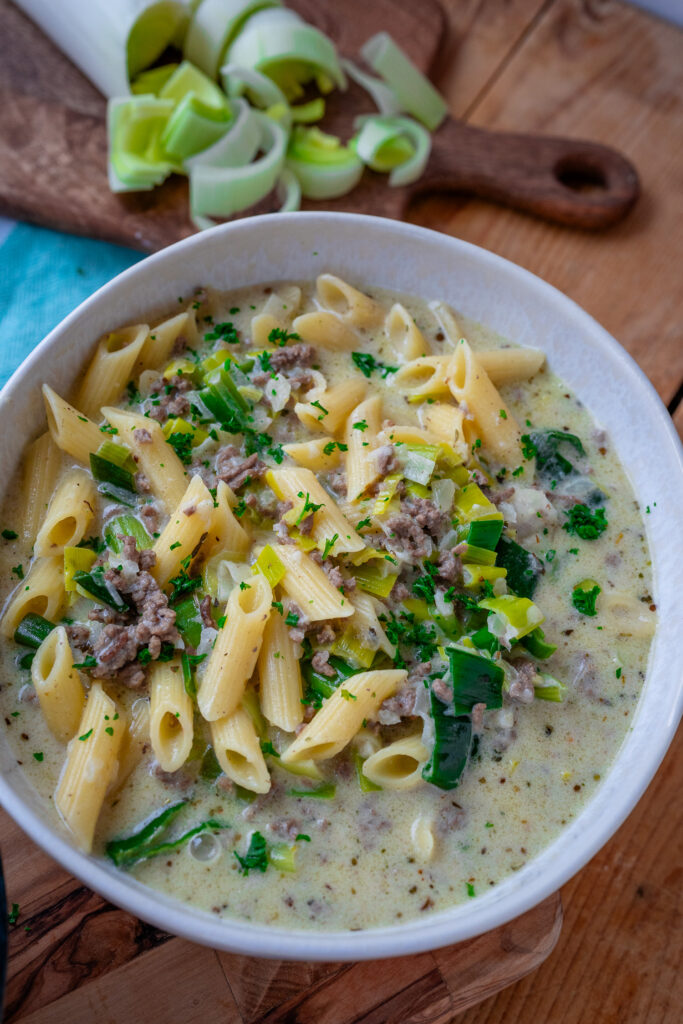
[31,626,85,744]
[419,401,469,460]
[43,385,103,464]
[250,312,281,349]
[446,340,521,464]
[258,606,303,732]
[274,545,355,622]
[21,432,61,547]
[1,557,65,639]
[316,274,384,329]
[346,590,396,659]
[282,438,343,472]
[410,815,436,861]
[134,309,198,377]
[377,423,444,449]
[384,303,428,361]
[295,378,366,437]
[251,285,302,346]
[197,575,272,721]
[113,698,150,792]
[75,324,149,418]
[34,469,97,557]
[477,347,545,385]
[149,660,194,772]
[267,467,365,556]
[600,592,657,638]
[55,683,126,851]
[281,669,405,763]
[393,355,450,399]
[101,407,187,513]
[362,734,429,790]
[151,474,214,586]
[292,311,360,351]
[344,396,382,502]
[204,480,250,559]
[210,707,270,793]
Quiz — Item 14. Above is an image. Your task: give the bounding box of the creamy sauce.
[0,280,654,930]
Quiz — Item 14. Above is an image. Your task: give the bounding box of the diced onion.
[184,0,282,79]
[361,32,448,130]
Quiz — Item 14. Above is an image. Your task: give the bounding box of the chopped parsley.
[168,569,202,602]
[78,535,106,553]
[2,529,18,540]
[79,729,93,741]
[380,610,438,665]
[257,350,272,372]
[271,600,284,614]
[72,655,97,669]
[268,326,300,347]
[616,667,622,679]
[323,441,348,456]
[340,689,357,701]
[411,561,437,603]
[295,491,323,524]
[239,581,251,591]
[267,444,285,464]
[310,399,328,418]
[351,352,398,379]
[204,321,239,344]
[260,740,279,758]
[11,564,24,580]
[572,583,601,616]
[234,831,268,875]
[295,833,311,842]
[166,431,193,465]
[562,504,608,540]
[32,751,44,762]
[356,517,371,530]
[466,882,476,898]
[352,419,368,432]
[322,534,338,560]
[8,903,19,925]
[234,499,247,518]
[285,611,300,627]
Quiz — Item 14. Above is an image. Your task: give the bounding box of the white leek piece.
[189,111,287,224]
[184,98,260,170]
[185,0,281,79]
[131,63,179,95]
[226,8,346,100]
[161,93,232,160]
[341,58,402,116]
[361,32,448,131]
[285,126,363,200]
[354,115,431,186]
[221,63,288,109]
[108,95,177,192]
[276,167,302,212]
[15,0,188,98]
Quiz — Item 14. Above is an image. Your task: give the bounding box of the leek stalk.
[360,32,448,130]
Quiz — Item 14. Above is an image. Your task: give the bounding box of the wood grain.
[412,0,683,406]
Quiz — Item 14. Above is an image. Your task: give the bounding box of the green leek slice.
[107,95,176,192]
[361,32,448,131]
[159,59,228,111]
[354,115,431,186]
[226,8,346,100]
[341,58,402,116]
[185,98,261,171]
[286,126,363,200]
[220,62,288,110]
[189,110,287,225]
[290,98,325,123]
[185,0,282,79]
[131,63,179,96]
[161,93,233,160]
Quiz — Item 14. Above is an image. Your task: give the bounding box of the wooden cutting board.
[0,0,639,252]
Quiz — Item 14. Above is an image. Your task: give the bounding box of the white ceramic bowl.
[1,214,681,961]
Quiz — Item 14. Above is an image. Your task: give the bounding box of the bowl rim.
[0,212,681,962]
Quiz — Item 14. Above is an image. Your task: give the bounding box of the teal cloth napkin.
[0,222,143,388]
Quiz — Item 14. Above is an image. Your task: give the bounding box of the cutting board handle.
[416,120,640,229]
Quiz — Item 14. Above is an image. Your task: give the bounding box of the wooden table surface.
[2,1,682,1022]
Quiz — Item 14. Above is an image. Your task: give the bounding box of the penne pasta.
[267,466,365,557]
[133,309,198,377]
[292,311,360,351]
[151,474,214,587]
[31,626,85,744]
[362,734,429,790]
[394,355,450,399]
[75,325,148,418]
[275,545,355,621]
[113,698,150,792]
[258,606,303,732]
[282,437,343,472]
[346,590,396,660]
[197,575,272,721]
[477,347,545,384]
[281,669,405,763]
[384,303,429,361]
[55,682,126,851]
[1,556,65,639]
[43,385,103,464]
[446,339,521,464]
[21,432,61,547]
[251,285,302,346]
[101,407,187,513]
[34,469,97,557]
[210,707,271,794]
[203,480,250,560]
[429,300,462,349]
[316,274,384,329]
[294,378,367,436]
[149,660,194,772]
[418,401,469,461]
[344,396,382,502]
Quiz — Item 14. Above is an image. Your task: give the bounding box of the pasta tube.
[74,324,148,418]
[446,339,521,464]
[316,274,384,329]
[31,626,85,744]
[362,734,429,790]
[113,698,150,792]
[344,396,382,502]
[292,311,360,351]
[258,606,303,732]
[55,683,126,852]
[210,707,270,794]
[151,474,214,587]
[43,385,102,464]
[133,309,198,377]
[34,469,97,557]
[197,575,272,721]
[101,407,187,512]
[274,544,355,622]
[295,378,366,435]
[281,669,405,763]
[21,432,61,547]
[267,467,365,556]
[203,480,250,560]
[2,557,65,638]
[149,660,194,772]
[384,303,428,361]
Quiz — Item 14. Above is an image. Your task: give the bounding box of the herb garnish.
[351,352,398,379]
[234,831,269,875]
[563,504,608,540]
